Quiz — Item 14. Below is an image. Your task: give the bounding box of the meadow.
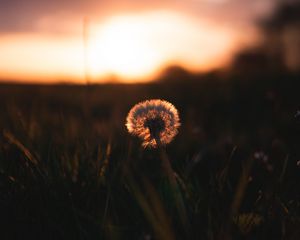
[0,70,299,239]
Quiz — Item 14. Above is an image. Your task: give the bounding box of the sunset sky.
[0,0,278,83]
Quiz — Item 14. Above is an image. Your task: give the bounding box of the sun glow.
[88,16,164,80]
[0,34,84,82]
[0,10,249,83]
[86,11,239,82]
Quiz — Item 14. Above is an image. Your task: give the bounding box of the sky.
[0,0,278,83]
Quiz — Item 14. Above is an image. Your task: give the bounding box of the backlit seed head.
[126,99,180,148]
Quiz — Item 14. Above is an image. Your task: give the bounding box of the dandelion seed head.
[126,99,180,148]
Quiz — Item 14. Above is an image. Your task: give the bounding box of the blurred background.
[0,0,299,83]
[1,1,300,239]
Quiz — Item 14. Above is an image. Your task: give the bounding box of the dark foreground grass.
[0,72,300,239]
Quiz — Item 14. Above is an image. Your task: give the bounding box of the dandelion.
[126,99,188,229]
[126,99,180,148]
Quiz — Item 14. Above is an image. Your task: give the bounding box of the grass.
[0,71,300,239]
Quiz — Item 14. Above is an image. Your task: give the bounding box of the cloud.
[0,0,105,32]
[0,0,277,33]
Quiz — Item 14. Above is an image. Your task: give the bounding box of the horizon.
[0,0,277,83]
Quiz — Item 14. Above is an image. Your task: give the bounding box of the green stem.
[155,137,190,236]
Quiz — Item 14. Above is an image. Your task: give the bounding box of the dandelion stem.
[155,137,190,236]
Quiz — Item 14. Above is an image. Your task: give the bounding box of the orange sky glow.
[0,0,273,83]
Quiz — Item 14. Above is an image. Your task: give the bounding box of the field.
[0,71,300,239]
